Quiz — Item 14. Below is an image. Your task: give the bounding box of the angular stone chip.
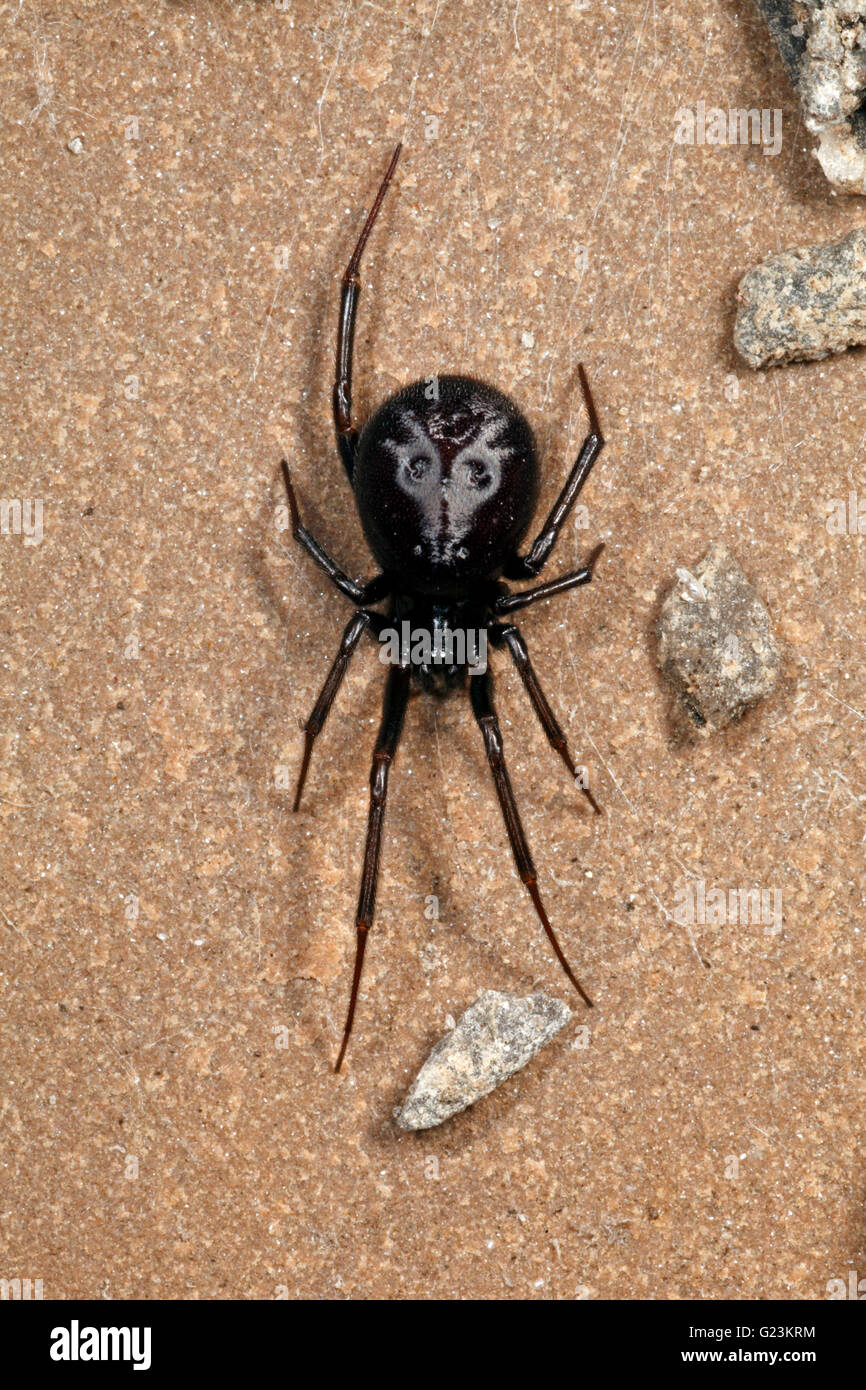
[735,228,866,369]
[656,542,782,731]
[754,0,866,195]
[395,990,572,1131]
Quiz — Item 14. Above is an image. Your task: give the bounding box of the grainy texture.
[2,0,865,1303]
[734,227,866,367]
[657,543,782,730]
[755,0,866,194]
[396,990,572,1130]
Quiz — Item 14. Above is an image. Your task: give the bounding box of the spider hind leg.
[334,144,402,481]
[505,363,604,580]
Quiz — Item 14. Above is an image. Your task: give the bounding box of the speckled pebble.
[754,0,866,194]
[395,991,572,1129]
[734,228,866,368]
[657,543,782,730]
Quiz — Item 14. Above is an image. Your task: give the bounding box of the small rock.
[395,990,571,1130]
[66,136,85,155]
[656,542,781,731]
[754,0,866,195]
[734,227,866,368]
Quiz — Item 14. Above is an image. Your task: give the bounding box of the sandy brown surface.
[1,0,864,1300]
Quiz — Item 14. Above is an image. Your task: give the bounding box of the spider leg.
[280,460,389,605]
[293,609,382,813]
[469,669,593,1008]
[335,661,411,1072]
[495,543,605,616]
[334,143,402,482]
[504,364,604,579]
[490,622,601,814]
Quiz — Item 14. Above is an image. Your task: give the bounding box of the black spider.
[280,145,605,1071]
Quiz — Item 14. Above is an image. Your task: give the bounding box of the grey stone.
[395,990,572,1130]
[755,0,866,194]
[656,543,782,731]
[734,227,866,368]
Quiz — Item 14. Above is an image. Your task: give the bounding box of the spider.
[280,144,606,1072]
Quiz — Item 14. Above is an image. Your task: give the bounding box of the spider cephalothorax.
[280,145,606,1071]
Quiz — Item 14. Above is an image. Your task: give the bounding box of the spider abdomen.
[353,374,539,596]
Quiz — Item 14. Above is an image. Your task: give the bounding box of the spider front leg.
[504,363,604,580]
[280,460,389,605]
[335,661,411,1073]
[292,608,385,813]
[489,622,601,814]
[469,669,593,1008]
